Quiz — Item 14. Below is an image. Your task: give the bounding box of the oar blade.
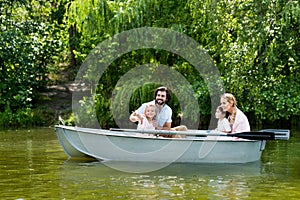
[234,131,275,140]
[260,129,290,140]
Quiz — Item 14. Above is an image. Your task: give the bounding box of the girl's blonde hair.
[221,93,237,124]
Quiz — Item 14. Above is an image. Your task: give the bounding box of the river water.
[0,127,299,199]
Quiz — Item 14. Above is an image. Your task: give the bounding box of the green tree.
[0,0,68,112]
[66,0,203,128]
[65,0,300,128]
[188,0,300,123]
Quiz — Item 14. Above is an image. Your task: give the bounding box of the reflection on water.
[58,160,262,199]
[0,128,299,199]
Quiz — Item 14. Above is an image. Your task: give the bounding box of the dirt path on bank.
[40,83,75,114]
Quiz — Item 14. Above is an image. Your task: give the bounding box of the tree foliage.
[67,0,203,128]
[66,0,299,128]
[2,0,300,128]
[188,0,300,122]
[0,0,68,112]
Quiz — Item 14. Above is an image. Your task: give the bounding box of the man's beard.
[155,99,165,105]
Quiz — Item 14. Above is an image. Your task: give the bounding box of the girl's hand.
[133,112,142,120]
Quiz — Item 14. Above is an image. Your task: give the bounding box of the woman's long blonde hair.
[221,93,237,124]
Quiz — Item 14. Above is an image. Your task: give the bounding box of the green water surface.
[0,128,299,199]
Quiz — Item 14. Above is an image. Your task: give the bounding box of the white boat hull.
[55,125,265,163]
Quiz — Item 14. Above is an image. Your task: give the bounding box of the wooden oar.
[109,128,277,140]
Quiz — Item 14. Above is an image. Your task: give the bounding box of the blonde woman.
[220,93,250,133]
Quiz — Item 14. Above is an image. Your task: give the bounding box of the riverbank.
[37,83,78,126]
[39,83,73,114]
[0,82,74,129]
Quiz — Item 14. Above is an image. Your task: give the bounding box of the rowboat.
[54,125,289,164]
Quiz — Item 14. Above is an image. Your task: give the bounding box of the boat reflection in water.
[57,159,262,199]
[61,159,263,176]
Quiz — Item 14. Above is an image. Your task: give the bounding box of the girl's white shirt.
[217,118,231,132]
[137,114,155,130]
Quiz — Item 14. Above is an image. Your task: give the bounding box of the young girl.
[130,103,156,130]
[215,106,231,133]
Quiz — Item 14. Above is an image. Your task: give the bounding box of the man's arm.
[155,122,171,130]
